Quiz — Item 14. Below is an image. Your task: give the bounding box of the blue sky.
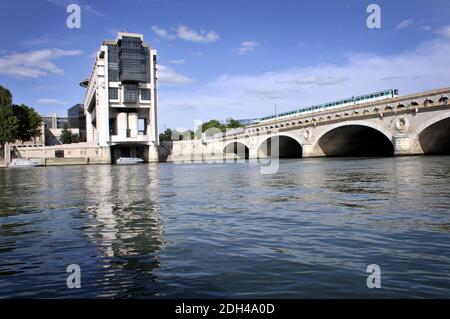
[1,0,450,131]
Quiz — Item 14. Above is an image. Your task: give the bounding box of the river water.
[0,156,449,298]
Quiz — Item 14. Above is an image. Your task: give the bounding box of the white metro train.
[255,89,399,123]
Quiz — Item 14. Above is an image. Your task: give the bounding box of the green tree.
[196,119,225,137]
[159,128,173,142]
[225,118,244,129]
[71,133,80,144]
[0,85,12,106]
[0,105,18,147]
[12,104,42,144]
[0,86,18,148]
[60,123,74,144]
[175,129,195,140]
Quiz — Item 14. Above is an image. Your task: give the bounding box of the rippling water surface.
[0,156,449,298]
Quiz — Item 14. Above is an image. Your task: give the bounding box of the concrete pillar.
[393,137,413,156]
[99,146,111,163]
[148,143,159,162]
[394,136,426,156]
[85,111,93,143]
[302,143,324,158]
[117,112,127,139]
[96,78,110,146]
[128,113,138,138]
[249,147,258,159]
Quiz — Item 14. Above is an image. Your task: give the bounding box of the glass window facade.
[123,84,139,103]
[107,45,119,82]
[118,37,150,83]
[109,87,119,100]
[141,89,151,100]
[57,118,68,129]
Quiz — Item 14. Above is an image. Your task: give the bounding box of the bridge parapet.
[198,88,449,147]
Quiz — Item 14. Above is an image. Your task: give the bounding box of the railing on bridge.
[206,87,450,143]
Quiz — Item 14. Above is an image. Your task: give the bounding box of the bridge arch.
[412,111,450,154]
[223,141,250,159]
[257,133,303,158]
[313,121,395,157]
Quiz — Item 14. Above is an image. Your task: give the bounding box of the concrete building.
[41,113,80,145]
[68,104,86,141]
[80,32,159,163]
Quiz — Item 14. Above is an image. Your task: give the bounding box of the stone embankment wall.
[11,143,111,166]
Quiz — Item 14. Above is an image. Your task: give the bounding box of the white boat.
[116,157,144,165]
[8,159,42,167]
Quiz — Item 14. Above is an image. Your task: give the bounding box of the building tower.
[80,32,159,163]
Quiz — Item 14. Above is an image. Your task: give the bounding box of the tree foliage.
[0,105,18,147]
[161,119,245,140]
[60,122,76,144]
[0,86,18,147]
[195,118,244,137]
[159,128,195,141]
[225,118,245,129]
[0,86,43,146]
[12,104,42,144]
[159,128,173,142]
[0,85,12,106]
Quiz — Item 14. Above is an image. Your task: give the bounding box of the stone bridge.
[168,87,449,161]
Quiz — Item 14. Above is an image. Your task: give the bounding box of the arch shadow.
[316,124,394,157]
[223,142,249,159]
[258,135,303,158]
[418,117,450,155]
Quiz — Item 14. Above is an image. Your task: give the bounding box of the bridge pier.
[393,137,424,156]
[249,147,259,160]
[302,144,324,158]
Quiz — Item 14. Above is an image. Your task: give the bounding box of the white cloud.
[160,37,450,128]
[436,25,450,38]
[236,41,260,55]
[168,59,186,64]
[84,4,107,18]
[21,34,52,46]
[0,48,82,78]
[151,26,176,40]
[176,25,219,43]
[396,18,414,29]
[152,25,220,43]
[158,65,194,86]
[36,98,67,105]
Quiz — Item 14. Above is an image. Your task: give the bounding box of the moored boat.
[115,157,144,165]
[8,159,42,167]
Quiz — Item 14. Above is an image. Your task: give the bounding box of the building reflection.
[83,164,164,297]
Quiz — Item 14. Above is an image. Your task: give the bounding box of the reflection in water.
[82,165,164,298]
[0,165,164,298]
[0,156,450,298]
